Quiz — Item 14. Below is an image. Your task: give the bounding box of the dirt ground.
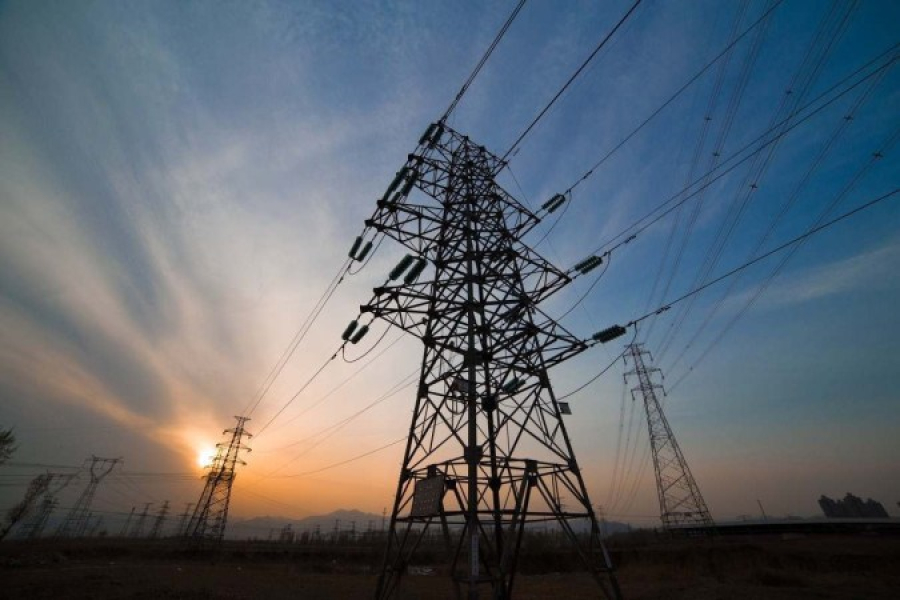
[1,534,898,599]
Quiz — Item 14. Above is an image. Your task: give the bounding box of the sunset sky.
[1,0,898,530]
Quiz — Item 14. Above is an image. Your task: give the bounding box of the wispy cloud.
[737,236,900,310]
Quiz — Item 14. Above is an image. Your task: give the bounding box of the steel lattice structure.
[0,472,51,540]
[624,344,713,531]
[175,503,194,537]
[185,416,251,543]
[56,456,121,538]
[18,473,76,539]
[150,500,170,539]
[130,502,152,538]
[358,122,621,599]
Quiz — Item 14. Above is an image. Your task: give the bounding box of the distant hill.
[228,509,384,540]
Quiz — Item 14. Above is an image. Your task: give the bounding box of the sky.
[1,0,898,531]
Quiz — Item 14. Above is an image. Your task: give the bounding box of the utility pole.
[130,503,152,538]
[185,416,251,544]
[149,500,170,539]
[357,122,621,599]
[57,456,122,538]
[625,344,713,531]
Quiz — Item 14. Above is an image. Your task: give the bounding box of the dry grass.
[1,534,897,599]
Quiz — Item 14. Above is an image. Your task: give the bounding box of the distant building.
[819,493,889,518]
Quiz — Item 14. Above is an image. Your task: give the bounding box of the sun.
[196,447,217,469]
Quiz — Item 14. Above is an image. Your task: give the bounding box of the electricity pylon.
[149,500,170,539]
[130,503,152,538]
[0,472,52,540]
[19,473,76,539]
[56,456,122,538]
[355,122,621,599]
[185,416,251,543]
[624,344,713,531]
[175,503,194,537]
[120,507,136,537]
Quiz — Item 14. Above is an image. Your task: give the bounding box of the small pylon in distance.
[185,416,252,544]
[624,343,714,532]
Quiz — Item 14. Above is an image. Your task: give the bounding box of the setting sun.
[197,447,217,469]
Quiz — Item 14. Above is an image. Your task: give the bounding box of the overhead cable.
[501,0,643,162]
[441,0,528,121]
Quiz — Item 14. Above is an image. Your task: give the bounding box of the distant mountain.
[228,509,384,539]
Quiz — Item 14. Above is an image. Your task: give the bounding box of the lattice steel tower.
[624,344,713,530]
[149,500,170,539]
[0,473,52,540]
[353,122,621,599]
[130,502,152,538]
[185,416,251,543]
[56,456,121,538]
[19,473,76,539]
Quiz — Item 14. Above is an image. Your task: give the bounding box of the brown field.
[1,533,898,599]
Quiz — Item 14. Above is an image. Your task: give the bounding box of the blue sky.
[1,0,898,527]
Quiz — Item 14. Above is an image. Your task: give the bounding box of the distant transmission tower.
[149,500,170,539]
[19,473,76,539]
[185,416,251,543]
[120,507,136,537]
[56,456,122,538]
[624,344,713,531]
[175,503,194,537]
[354,122,621,599]
[0,472,52,540]
[130,503,152,538]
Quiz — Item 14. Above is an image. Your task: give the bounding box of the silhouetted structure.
[1,473,52,540]
[19,473,77,539]
[625,344,714,530]
[149,500,170,539]
[819,493,889,518]
[56,456,121,538]
[175,503,193,537]
[185,416,252,543]
[130,503,152,538]
[355,122,621,599]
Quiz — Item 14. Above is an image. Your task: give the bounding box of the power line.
[257,370,418,475]
[640,0,765,343]
[621,188,899,330]
[581,45,898,260]
[441,0,528,121]
[665,63,890,376]
[667,127,898,392]
[258,331,409,438]
[243,258,351,417]
[654,0,862,361]
[561,0,785,197]
[273,436,407,479]
[501,0,643,162]
[253,348,341,438]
